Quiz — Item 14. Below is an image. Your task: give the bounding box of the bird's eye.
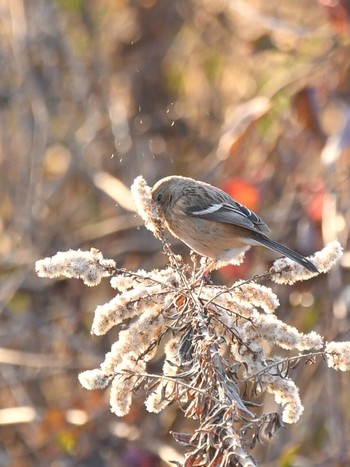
[156,192,163,202]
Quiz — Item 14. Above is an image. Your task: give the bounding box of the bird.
[151,175,318,274]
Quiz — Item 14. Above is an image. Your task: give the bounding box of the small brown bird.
[151,175,318,273]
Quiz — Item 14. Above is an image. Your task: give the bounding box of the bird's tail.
[252,233,318,273]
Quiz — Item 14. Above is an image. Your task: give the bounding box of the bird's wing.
[186,201,271,233]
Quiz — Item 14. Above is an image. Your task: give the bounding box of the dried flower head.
[325,341,350,371]
[272,241,343,285]
[35,248,116,286]
[35,176,347,467]
[131,175,163,238]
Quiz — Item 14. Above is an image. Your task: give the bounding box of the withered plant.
[36,176,348,466]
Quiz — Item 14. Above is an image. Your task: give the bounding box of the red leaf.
[221,178,261,212]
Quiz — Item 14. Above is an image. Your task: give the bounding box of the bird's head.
[151,176,186,212]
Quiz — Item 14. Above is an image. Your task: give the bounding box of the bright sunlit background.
[1,1,350,465]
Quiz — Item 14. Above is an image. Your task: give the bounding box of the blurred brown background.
[1,0,350,465]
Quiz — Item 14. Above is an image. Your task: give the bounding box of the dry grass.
[1,1,350,465]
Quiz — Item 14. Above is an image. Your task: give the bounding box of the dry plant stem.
[120,369,222,404]
[113,267,177,291]
[240,351,326,383]
[35,176,346,467]
[36,239,343,466]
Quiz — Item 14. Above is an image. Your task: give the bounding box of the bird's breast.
[164,211,251,261]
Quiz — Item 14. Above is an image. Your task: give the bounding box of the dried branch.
[35,176,347,466]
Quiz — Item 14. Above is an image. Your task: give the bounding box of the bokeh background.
[1,0,350,465]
